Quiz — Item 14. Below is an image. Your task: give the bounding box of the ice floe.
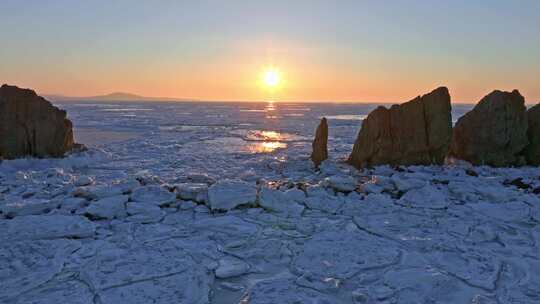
[207,180,257,211]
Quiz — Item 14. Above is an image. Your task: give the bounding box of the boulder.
[348,87,452,168]
[524,103,540,165]
[449,90,528,167]
[0,84,74,159]
[310,117,328,167]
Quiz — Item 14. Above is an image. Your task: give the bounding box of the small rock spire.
[311,117,328,167]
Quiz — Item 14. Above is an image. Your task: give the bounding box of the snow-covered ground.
[1,101,539,303]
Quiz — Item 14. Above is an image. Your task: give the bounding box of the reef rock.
[0,84,74,159]
[524,103,540,165]
[450,90,528,167]
[348,87,452,168]
[310,117,328,167]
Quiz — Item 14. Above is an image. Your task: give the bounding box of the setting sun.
[263,69,280,88]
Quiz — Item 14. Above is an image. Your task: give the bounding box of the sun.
[263,69,280,87]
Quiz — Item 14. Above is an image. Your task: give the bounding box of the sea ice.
[126,202,166,223]
[207,180,257,210]
[85,194,128,219]
[174,182,209,202]
[324,175,357,192]
[0,198,59,217]
[258,187,304,216]
[1,102,539,303]
[1,215,95,241]
[130,185,176,206]
[215,256,251,278]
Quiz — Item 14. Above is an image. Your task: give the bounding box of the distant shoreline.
[50,98,487,106]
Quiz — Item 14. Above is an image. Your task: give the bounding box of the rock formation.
[348,87,452,168]
[0,84,74,159]
[524,103,540,165]
[310,117,328,167]
[449,90,528,167]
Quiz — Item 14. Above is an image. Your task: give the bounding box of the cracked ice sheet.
[78,239,213,304]
[2,101,540,303]
[240,278,336,304]
[0,215,96,241]
[292,230,401,280]
[0,239,83,302]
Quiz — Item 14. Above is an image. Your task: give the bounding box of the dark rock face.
[524,103,540,165]
[348,87,452,168]
[310,117,328,167]
[449,90,528,167]
[0,84,74,159]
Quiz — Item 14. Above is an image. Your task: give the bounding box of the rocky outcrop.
[0,84,74,159]
[524,103,540,165]
[449,90,528,167]
[348,87,452,168]
[310,117,328,167]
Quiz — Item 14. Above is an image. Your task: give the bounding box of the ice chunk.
[126,202,165,223]
[0,215,95,241]
[131,185,176,206]
[74,175,94,187]
[304,195,345,213]
[215,256,250,278]
[1,198,59,217]
[58,197,88,213]
[283,188,306,202]
[324,175,357,192]
[174,183,208,202]
[207,180,257,210]
[258,187,304,216]
[319,160,340,175]
[398,185,449,209]
[391,175,426,192]
[85,195,128,220]
[73,185,124,200]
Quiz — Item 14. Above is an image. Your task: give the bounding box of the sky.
[0,0,539,103]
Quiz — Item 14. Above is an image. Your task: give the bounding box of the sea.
[55,100,474,182]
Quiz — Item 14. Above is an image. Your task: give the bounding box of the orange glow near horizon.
[2,2,539,104]
[6,37,539,104]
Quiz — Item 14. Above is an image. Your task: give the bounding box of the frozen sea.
[1,100,540,304]
[61,101,472,181]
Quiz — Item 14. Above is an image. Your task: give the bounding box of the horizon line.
[47,95,538,105]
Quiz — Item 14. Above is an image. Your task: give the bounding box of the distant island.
[45,92,197,102]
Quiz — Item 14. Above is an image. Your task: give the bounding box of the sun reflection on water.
[259,131,281,141]
[265,101,276,112]
[248,141,287,153]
